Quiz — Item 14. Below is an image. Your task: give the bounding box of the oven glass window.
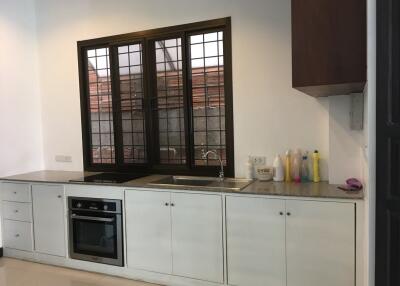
[73,218,117,258]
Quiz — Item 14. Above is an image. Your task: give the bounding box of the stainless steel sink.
[148,176,254,191]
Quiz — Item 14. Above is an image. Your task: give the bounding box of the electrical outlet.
[250,156,266,166]
[55,155,72,163]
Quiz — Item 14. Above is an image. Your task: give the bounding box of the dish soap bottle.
[293,152,301,183]
[312,150,320,183]
[245,156,253,179]
[273,154,284,182]
[301,152,309,182]
[285,150,291,182]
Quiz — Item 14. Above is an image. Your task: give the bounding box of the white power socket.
[250,156,266,166]
[55,155,72,163]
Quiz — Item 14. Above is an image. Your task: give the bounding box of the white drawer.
[2,201,32,222]
[2,182,31,202]
[3,219,34,252]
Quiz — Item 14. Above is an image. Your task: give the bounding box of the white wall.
[0,0,365,182]
[328,95,364,184]
[0,0,44,177]
[34,0,330,179]
[0,0,44,248]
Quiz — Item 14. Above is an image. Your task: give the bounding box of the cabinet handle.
[58,195,62,198]
[279,212,284,216]
[15,234,20,238]
[171,203,175,207]
[287,212,291,216]
[165,202,169,206]
[13,191,17,194]
[14,210,19,213]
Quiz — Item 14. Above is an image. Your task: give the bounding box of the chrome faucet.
[201,149,224,181]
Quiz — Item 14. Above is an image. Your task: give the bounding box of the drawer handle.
[15,234,20,238]
[14,210,19,213]
[13,191,17,194]
[57,195,62,198]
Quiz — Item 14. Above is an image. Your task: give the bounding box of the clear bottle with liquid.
[293,152,301,183]
[301,153,309,182]
[245,156,253,179]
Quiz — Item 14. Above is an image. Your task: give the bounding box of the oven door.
[69,211,123,266]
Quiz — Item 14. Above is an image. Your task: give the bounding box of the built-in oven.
[68,197,124,266]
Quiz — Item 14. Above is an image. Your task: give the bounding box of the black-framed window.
[78,18,234,177]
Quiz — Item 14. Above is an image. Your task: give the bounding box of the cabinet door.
[171,192,223,283]
[286,200,355,286]
[226,196,286,286]
[32,184,66,257]
[292,0,366,96]
[125,190,172,274]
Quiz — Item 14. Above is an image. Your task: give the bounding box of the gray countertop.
[1,170,364,200]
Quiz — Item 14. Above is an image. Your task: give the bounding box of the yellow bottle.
[312,150,320,183]
[285,150,291,182]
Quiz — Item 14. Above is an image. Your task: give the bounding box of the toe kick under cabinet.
[226,196,356,286]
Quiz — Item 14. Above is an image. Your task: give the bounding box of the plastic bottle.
[293,153,301,183]
[273,154,284,182]
[301,153,309,182]
[285,150,291,182]
[308,153,314,181]
[312,150,320,183]
[245,156,253,179]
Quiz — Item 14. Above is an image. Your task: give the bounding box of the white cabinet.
[125,190,172,274]
[171,192,223,283]
[226,197,356,286]
[226,196,286,286]
[125,189,223,283]
[285,200,355,286]
[2,182,34,252]
[32,184,66,257]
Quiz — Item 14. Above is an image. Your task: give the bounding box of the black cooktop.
[70,172,147,184]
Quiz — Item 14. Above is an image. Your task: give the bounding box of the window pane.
[86,47,116,164]
[117,43,147,164]
[154,38,186,164]
[190,31,227,167]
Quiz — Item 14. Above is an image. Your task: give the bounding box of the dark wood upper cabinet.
[291,0,366,97]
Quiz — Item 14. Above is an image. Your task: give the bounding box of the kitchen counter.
[1,170,363,200]
[241,180,363,200]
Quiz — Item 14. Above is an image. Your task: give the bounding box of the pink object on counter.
[338,178,363,191]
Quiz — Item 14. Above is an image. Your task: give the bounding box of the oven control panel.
[69,197,121,213]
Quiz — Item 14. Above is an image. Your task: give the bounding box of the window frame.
[77,17,234,177]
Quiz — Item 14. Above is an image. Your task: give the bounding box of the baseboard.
[0,247,3,257]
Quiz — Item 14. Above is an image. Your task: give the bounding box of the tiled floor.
[0,257,159,286]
